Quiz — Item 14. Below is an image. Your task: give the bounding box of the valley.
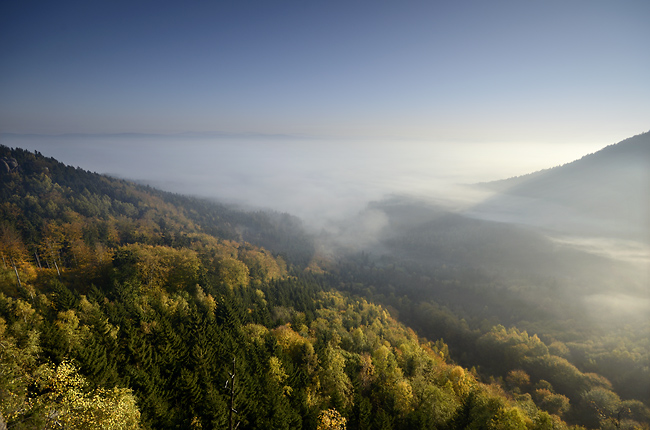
[1,132,648,429]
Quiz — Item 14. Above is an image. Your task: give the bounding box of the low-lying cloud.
[3,132,649,324]
[4,133,542,221]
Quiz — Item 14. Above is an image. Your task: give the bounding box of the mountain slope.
[0,146,585,429]
[2,145,649,429]
[470,131,650,243]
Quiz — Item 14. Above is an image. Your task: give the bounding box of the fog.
[583,293,650,326]
[4,133,648,269]
[2,133,604,225]
[548,236,650,266]
[3,132,649,326]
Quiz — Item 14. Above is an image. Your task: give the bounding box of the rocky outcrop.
[1,157,18,174]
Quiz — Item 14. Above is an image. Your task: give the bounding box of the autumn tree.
[317,408,346,430]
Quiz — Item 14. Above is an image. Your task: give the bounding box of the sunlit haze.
[0,1,648,234]
[0,134,611,223]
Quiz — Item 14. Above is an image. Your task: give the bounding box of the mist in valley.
[3,130,650,415]
[4,131,649,330]
[2,132,608,219]
[3,1,650,425]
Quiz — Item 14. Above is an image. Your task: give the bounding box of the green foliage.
[0,314,140,429]
[0,146,647,429]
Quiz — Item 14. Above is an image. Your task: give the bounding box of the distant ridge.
[480,131,650,190]
[470,131,650,242]
[0,131,323,141]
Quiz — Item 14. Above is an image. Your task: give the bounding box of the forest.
[1,145,648,430]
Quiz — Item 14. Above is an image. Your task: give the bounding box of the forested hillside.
[1,146,648,430]
[470,131,650,241]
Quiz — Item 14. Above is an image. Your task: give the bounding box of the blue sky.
[1,0,648,144]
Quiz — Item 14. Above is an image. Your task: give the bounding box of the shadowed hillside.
[469,131,650,243]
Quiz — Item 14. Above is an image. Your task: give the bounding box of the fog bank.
[1,133,605,226]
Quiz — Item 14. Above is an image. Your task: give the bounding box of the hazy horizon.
[3,0,647,225]
[2,0,648,276]
[1,132,614,222]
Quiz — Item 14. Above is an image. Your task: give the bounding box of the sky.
[1,0,648,143]
[0,0,649,222]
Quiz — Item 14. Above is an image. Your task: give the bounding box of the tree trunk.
[11,258,22,289]
[228,357,239,430]
[47,242,62,276]
[54,258,61,277]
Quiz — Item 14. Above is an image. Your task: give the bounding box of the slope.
[2,145,649,429]
[470,131,650,243]
[0,146,601,429]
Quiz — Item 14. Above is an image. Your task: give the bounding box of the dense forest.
[1,145,648,429]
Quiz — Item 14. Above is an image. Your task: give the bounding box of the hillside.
[469,131,650,243]
[1,145,649,429]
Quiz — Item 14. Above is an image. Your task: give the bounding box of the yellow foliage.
[117,244,201,291]
[319,343,352,408]
[269,356,288,384]
[490,406,528,430]
[447,365,475,398]
[217,256,250,289]
[243,323,269,345]
[28,361,142,429]
[195,285,217,316]
[0,224,28,263]
[239,247,287,283]
[269,356,293,396]
[273,324,309,353]
[191,416,203,430]
[317,408,347,430]
[358,353,375,388]
[272,324,319,397]
[13,298,37,324]
[394,379,414,415]
[55,309,90,352]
